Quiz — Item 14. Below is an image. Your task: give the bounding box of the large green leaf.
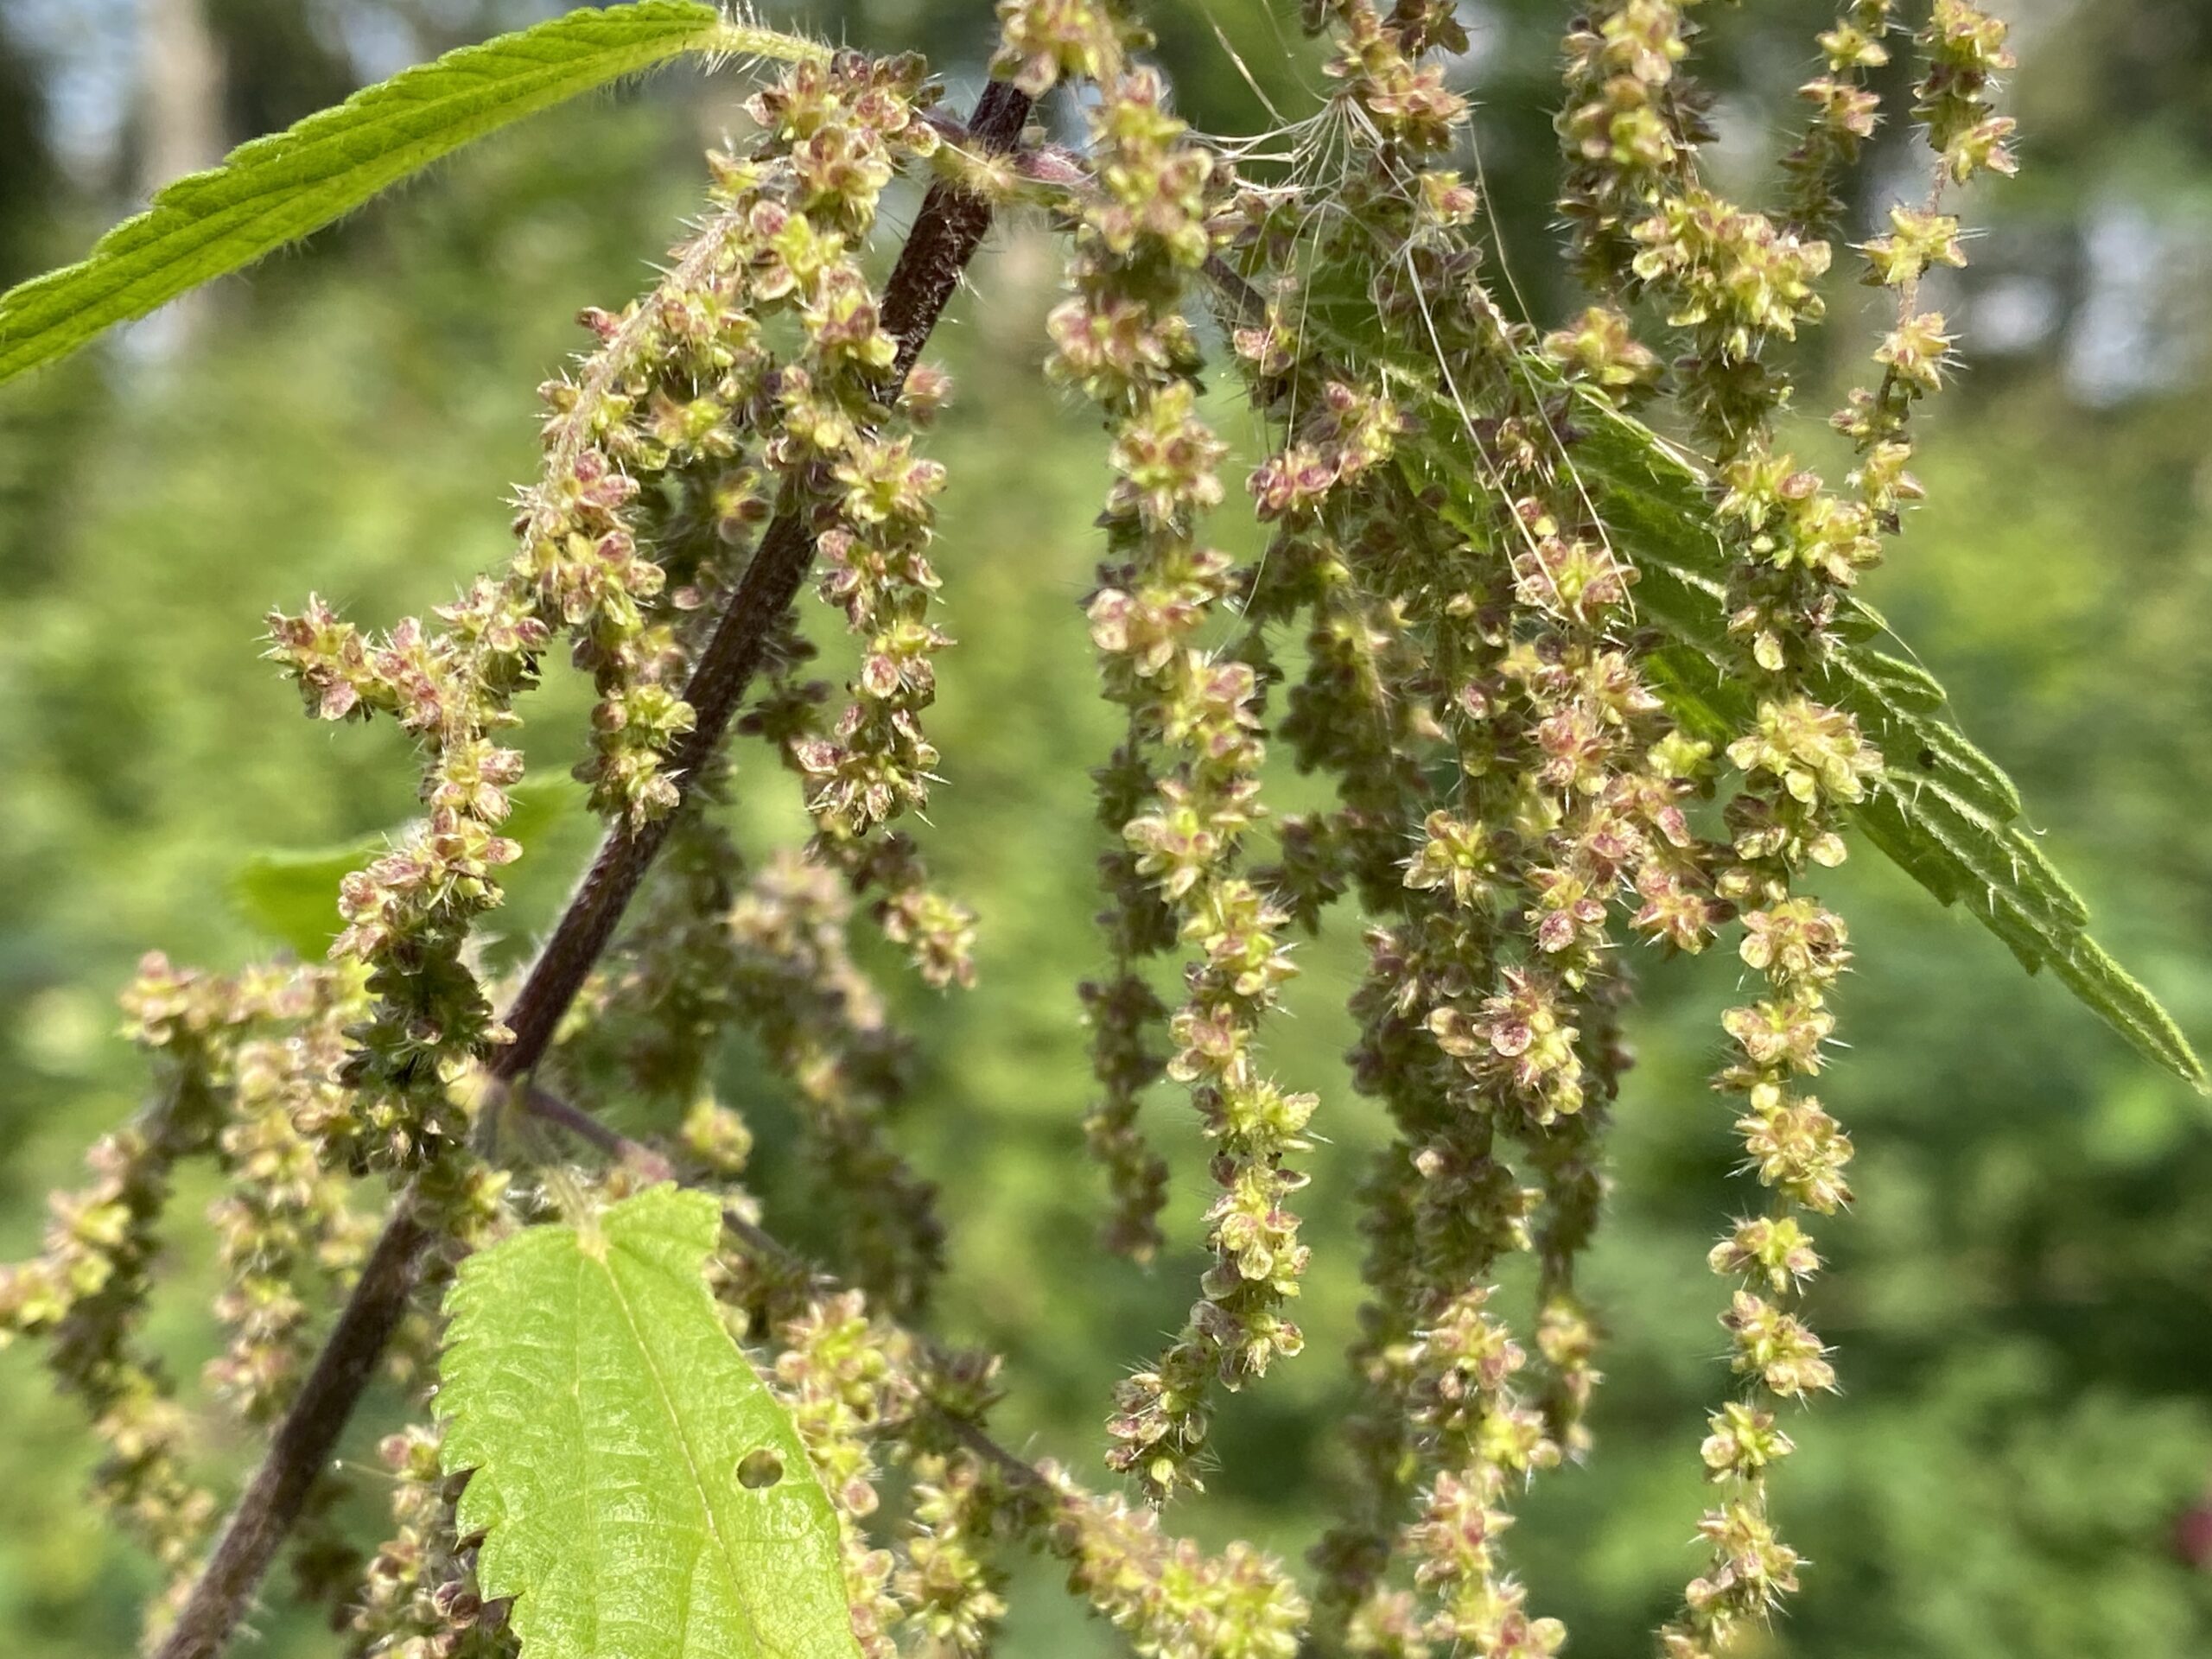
[0,1,823,385]
[441,1185,861,1659]
[1236,270,2205,1090]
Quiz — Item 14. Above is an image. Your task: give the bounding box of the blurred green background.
[2,1,2209,1654]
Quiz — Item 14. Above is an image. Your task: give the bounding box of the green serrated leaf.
[441,1185,861,1659]
[0,1,771,385]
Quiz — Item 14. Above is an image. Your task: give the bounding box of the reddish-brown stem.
[152,74,1033,1659]
[523,1081,676,1182]
[492,505,817,1077]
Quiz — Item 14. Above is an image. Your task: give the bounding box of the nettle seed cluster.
[0,2,2023,1656]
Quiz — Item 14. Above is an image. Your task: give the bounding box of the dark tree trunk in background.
[0,15,59,286]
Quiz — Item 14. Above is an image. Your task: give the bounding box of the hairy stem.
[493,506,814,1073]
[523,1081,673,1180]
[151,74,1033,1659]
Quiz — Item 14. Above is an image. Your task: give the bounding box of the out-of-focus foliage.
[0,1,2206,1655]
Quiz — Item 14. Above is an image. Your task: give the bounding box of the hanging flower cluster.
[1779,1,1898,238]
[768,1288,921,1657]
[1040,1466,1307,1659]
[207,968,377,1423]
[0,957,237,1590]
[0,955,385,1629]
[791,429,952,838]
[719,846,946,1315]
[1197,4,1704,1648]
[261,48,946,1174]
[1017,0,1321,1500]
[348,1423,510,1659]
[1548,3,2018,1652]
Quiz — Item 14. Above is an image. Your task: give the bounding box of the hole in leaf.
[736,1447,784,1490]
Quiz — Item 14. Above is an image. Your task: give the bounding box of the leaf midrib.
[597,1237,760,1659]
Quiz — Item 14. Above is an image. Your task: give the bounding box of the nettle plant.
[0,2,2202,1657]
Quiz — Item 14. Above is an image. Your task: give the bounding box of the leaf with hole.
[440,1185,861,1659]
